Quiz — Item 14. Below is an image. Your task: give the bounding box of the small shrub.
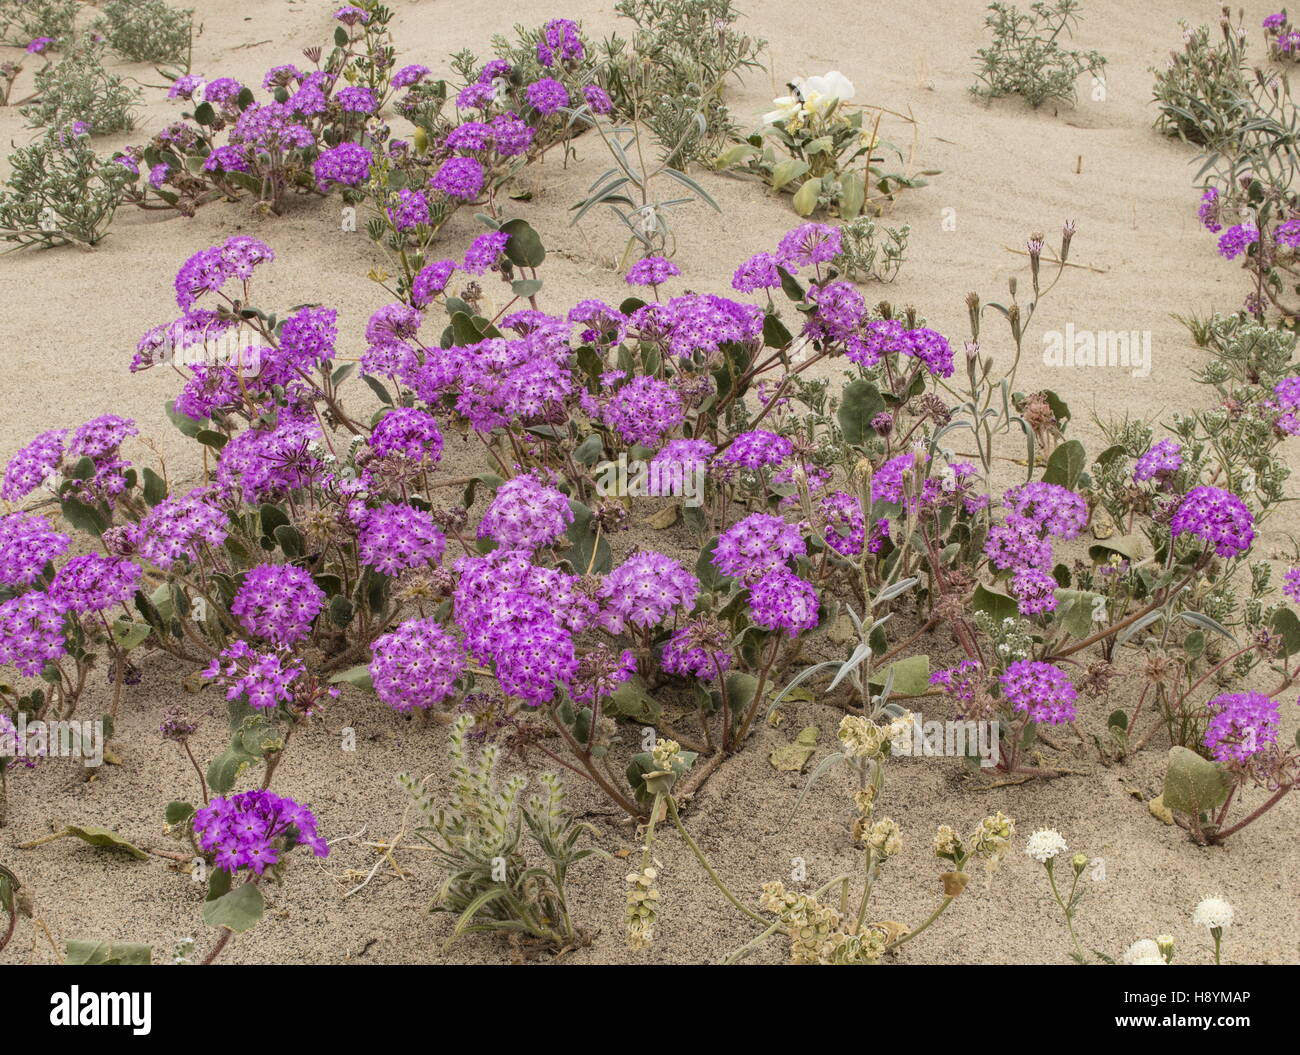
[970,0,1107,109]
[20,44,140,133]
[93,0,193,66]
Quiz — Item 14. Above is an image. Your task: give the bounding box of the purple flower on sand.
[999,660,1077,724]
[369,618,466,712]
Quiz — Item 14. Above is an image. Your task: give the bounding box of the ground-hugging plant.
[721,71,933,219]
[0,0,75,48]
[1151,13,1252,149]
[20,41,141,134]
[598,0,765,168]
[93,0,194,68]
[622,731,1015,962]
[1025,830,1240,964]
[0,124,134,248]
[970,0,1106,110]
[399,714,602,952]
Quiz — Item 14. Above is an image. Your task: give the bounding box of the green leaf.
[770,158,809,192]
[141,466,168,506]
[164,801,195,825]
[972,583,1017,622]
[511,278,543,298]
[1162,746,1230,815]
[195,429,228,450]
[792,178,820,217]
[499,218,545,268]
[868,654,930,697]
[58,825,149,860]
[1042,439,1086,488]
[111,620,152,651]
[329,594,354,628]
[1270,607,1300,657]
[839,171,865,219]
[165,399,207,437]
[564,500,611,575]
[65,940,152,965]
[328,664,374,691]
[606,676,661,723]
[837,380,886,446]
[60,498,107,538]
[362,374,394,405]
[202,882,265,933]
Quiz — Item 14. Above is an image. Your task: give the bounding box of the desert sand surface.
[0,0,1296,965]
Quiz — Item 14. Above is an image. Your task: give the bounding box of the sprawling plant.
[93,0,194,68]
[970,0,1107,109]
[721,71,932,218]
[400,715,601,952]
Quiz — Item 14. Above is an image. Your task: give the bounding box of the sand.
[0,0,1297,965]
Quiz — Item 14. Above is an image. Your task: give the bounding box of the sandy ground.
[0,0,1297,965]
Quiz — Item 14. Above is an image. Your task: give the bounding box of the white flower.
[762,70,856,126]
[1192,896,1234,930]
[1123,939,1161,964]
[1023,828,1069,863]
[1131,954,1166,965]
[801,71,855,114]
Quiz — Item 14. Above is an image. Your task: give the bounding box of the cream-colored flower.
[1024,827,1068,863]
[1192,896,1234,930]
[762,71,855,127]
[1123,938,1161,964]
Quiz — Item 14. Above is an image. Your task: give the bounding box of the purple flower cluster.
[999,660,1077,724]
[1002,482,1088,540]
[454,551,593,705]
[526,77,569,115]
[204,639,304,710]
[630,294,764,360]
[1170,486,1255,558]
[599,552,698,633]
[819,490,865,556]
[132,487,229,569]
[194,789,328,875]
[412,259,458,308]
[50,555,140,614]
[2,429,66,500]
[0,591,66,676]
[776,223,841,268]
[661,617,732,681]
[1134,439,1183,484]
[1011,567,1058,616]
[1217,223,1258,260]
[387,188,430,231]
[231,564,326,646]
[313,142,371,190]
[174,237,275,310]
[369,618,466,712]
[0,513,70,587]
[462,230,510,274]
[1203,691,1281,764]
[217,423,321,503]
[478,476,573,551]
[430,156,484,200]
[537,18,584,66]
[713,513,806,582]
[747,567,819,636]
[358,503,447,575]
[983,515,1052,571]
[626,256,681,287]
[601,376,685,447]
[369,408,443,463]
[714,429,792,472]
